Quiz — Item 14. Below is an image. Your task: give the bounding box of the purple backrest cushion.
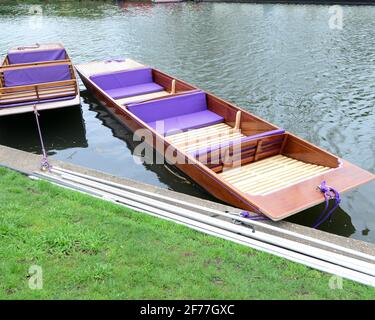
[90,68,154,91]
[4,64,72,87]
[191,129,285,158]
[7,49,67,64]
[127,91,207,123]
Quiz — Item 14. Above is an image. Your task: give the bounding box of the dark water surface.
[0,1,374,243]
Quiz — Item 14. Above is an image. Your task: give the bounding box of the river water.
[0,1,374,243]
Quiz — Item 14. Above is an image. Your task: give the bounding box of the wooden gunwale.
[0,59,72,71]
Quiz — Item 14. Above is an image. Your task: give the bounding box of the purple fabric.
[7,49,66,64]
[128,91,208,123]
[106,83,163,99]
[90,67,164,99]
[0,95,76,109]
[90,68,154,90]
[313,181,341,229]
[4,65,71,87]
[148,110,224,136]
[190,129,285,157]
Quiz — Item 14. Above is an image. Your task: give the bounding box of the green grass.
[0,167,374,299]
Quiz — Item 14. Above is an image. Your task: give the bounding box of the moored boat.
[0,43,80,116]
[75,59,375,221]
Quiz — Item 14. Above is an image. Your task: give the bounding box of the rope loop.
[313,180,341,229]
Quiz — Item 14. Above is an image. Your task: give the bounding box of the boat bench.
[0,64,76,107]
[3,64,72,87]
[191,129,286,172]
[7,48,67,64]
[90,67,164,100]
[127,91,224,136]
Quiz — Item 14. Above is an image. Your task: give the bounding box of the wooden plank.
[245,167,330,195]
[8,43,64,54]
[219,154,331,196]
[222,157,296,181]
[0,79,76,93]
[0,59,71,72]
[0,85,75,99]
[75,59,145,78]
[220,154,285,178]
[233,162,318,189]
[168,126,231,145]
[167,123,228,142]
[115,91,170,105]
[182,132,244,152]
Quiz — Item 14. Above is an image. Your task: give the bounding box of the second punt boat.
[75,59,374,221]
[0,43,80,116]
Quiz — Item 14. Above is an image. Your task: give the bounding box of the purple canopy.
[7,49,67,64]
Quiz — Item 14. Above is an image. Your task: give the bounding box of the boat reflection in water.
[0,106,87,155]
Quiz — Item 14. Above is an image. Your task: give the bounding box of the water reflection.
[0,106,87,155]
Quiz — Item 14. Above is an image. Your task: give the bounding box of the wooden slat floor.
[117,91,170,105]
[166,122,245,153]
[219,154,332,195]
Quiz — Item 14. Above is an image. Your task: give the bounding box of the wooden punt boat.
[0,43,80,116]
[75,59,375,221]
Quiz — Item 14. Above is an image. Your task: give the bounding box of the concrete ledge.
[1,144,374,261]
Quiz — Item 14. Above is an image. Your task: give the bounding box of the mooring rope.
[313,181,341,229]
[240,211,270,221]
[17,43,40,50]
[33,105,51,171]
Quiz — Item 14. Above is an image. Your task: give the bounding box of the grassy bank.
[0,167,373,299]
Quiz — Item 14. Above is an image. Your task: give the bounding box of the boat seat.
[90,67,164,100]
[7,48,67,64]
[106,83,163,100]
[190,129,286,158]
[3,64,72,87]
[127,91,224,136]
[148,110,223,136]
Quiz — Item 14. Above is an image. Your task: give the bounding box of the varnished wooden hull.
[76,60,375,220]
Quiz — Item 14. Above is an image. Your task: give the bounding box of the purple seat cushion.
[4,65,72,87]
[106,83,163,99]
[90,67,164,100]
[190,129,285,157]
[90,68,154,90]
[148,110,224,136]
[128,91,208,123]
[7,49,66,64]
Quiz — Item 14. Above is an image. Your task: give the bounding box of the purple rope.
[104,59,126,64]
[240,211,270,221]
[33,106,52,172]
[313,181,341,229]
